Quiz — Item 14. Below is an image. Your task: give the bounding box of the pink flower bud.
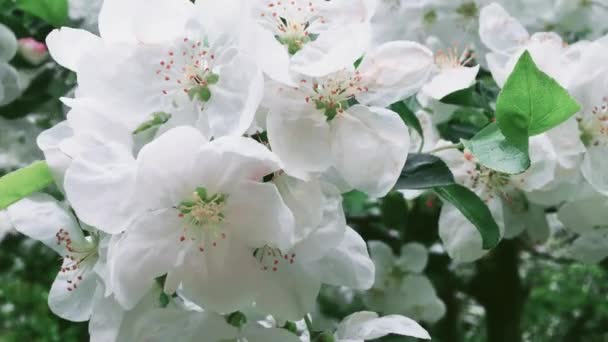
[18,38,48,65]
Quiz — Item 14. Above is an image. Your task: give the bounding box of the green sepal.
[133,112,171,135]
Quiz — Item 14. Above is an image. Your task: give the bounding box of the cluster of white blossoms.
[2,0,440,340]
[403,2,608,265]
[3,0,608,340]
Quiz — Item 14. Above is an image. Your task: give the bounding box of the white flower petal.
[204,53,264,137]
[568,229,608,264]
[582,145,608,196]
[367,240,394,286]
[48,264,98,322]
[64,142,137,234]
[135,126,207,210]
[479,3,529,54]
[110,211,183,309]
[356,41,435,107]
[37,122,74,191]
[178,238,260,313]
[46,27,101,72]
[267,110,333,179]
[422,65,480,100]
[133,0,193,44]
[253,262,322,321]
[317,227,375,290]
[336,311,431,340]
[291,24,371,78]
[224,180,295,250]
[330,106,409,198]
[396,243,428,273]
[7,193,85,254]
[438,199,502,264]
[98,0,139,43]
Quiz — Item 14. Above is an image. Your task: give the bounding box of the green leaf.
[133,112,171,135]
[0,161,55,209]
[462,123,530,174]
[390,101,424,149]
[380,192,408,228]
[433,184,501,249]
[395,153,455,190]
[440,86,482,108]
[17,0,68,27]
[496,51,580,144]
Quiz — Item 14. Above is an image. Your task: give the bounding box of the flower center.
[435,47,474,70]
[578,97,608,147]
[258,1,325,54]
[253,245,296,272]
[55,229,99,292]
[303,71,367,121]
[155,37,220,103]
[463,152,511,201]
[177,187,228,252]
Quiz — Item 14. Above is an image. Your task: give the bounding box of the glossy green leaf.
[390,100,424,149]
[496,51,580,144]
[462,123,530,174]
[17,0,68,27]
[380,192,408,228]
[433,184,501,249]
[440,86,482,108]
[0,161,55,209]
[395,153,455,190]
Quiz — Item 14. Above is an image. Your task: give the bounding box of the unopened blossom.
[266,41,434,197]
[17,38,48,65]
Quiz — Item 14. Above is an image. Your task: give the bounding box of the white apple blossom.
[566,39,608,195]
[64,126,295,314]
[252,175,375,320]
[245,0,378,82]
[479,3,576,88]
[421,46,480,100]
[265,40,434,197]
[363,241,446,323]
[6,193,105,322]
[434,134,571,262]
[46,0,264,138]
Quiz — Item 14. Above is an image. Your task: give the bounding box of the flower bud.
[17,38,48,65]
